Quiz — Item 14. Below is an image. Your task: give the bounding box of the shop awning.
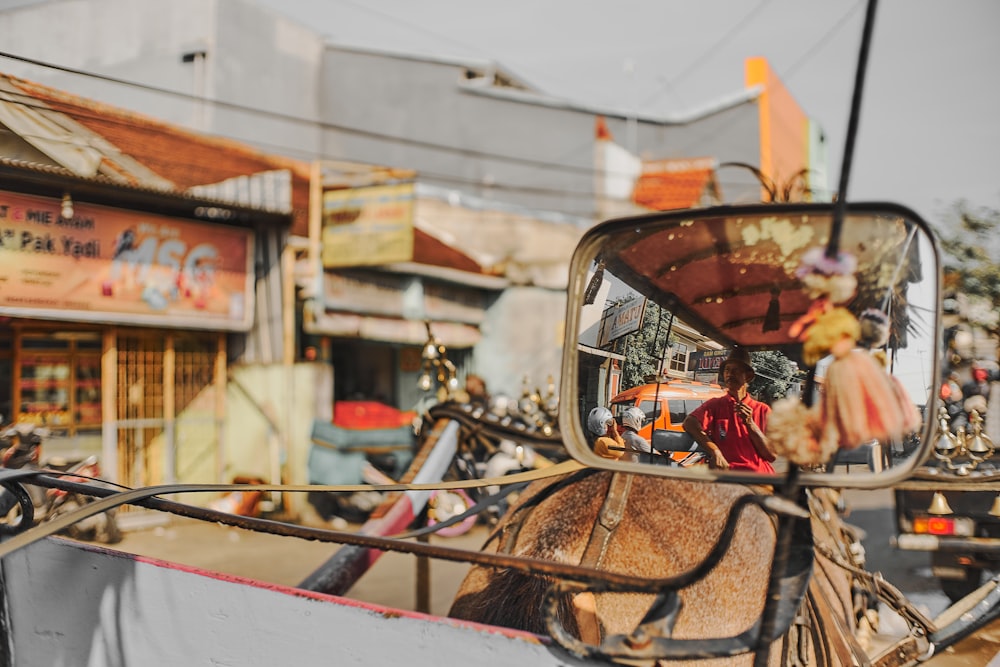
[0,78,175,188]
[305,307,481,348]
[577,343,625,361]
[320,270,490,325]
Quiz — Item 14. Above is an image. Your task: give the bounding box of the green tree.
[939,199,1000,332]
[748,350,800,403]
[619,299,674,389]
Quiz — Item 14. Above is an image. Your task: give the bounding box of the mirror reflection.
[573,206,938,480]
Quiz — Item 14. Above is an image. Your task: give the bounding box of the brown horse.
[449,469,868,666]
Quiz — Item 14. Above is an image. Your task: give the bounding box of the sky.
[252,0,1000,229]
[0,0,995,228]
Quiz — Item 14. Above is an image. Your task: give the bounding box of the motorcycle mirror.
[559,202,941,488]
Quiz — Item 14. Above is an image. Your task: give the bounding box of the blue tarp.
[308,419,415,485]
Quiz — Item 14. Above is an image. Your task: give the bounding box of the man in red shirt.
[683,348,776,473]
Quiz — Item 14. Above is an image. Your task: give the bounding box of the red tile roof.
[6,74,315,233]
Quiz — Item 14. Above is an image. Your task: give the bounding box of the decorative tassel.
[762,288,781,332]
[766,245,920,462]
[583,261,605,305]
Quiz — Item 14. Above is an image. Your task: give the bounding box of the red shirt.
[689,394,774,473]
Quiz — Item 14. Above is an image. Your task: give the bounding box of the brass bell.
[965,414,995,455]
[935,406,958,453]
[967,432,992,455]
[935,429,958,454]
[990,494,1000,518]
[928,491,954,516]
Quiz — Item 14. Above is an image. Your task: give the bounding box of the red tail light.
[912,515,975,536]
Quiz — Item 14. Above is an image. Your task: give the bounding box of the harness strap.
[580,472,634,569]
[572,472,635,645]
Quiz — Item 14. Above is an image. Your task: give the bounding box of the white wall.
[473,286,567,399]
[0,0,324,148]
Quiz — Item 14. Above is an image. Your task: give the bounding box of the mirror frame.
[559,201,942,489]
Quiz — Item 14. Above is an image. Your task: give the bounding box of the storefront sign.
[688,348,730,384]
[598,297,646,346]
[0,191,254,330]
[321,182,415,267]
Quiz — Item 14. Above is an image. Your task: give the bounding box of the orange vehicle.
[609,379,726,465]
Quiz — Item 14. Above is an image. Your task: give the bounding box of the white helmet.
[621,406,646,432]
[587,407,614,436]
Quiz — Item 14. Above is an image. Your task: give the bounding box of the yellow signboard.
[321,182,415,268]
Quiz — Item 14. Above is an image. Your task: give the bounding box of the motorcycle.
[0,423,122,544]
[41,455,123,545]
[0,423,48,533]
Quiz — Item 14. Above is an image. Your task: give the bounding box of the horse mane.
[450,568,579,637]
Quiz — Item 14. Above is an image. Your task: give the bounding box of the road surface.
[112,510,485,618]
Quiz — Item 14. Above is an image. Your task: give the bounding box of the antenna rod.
[828,0,878,258]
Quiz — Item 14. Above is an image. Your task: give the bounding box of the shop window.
[14,332,102,436]
[0,332,11,423]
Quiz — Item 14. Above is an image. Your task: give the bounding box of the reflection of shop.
[687,348,732,385]
[576,343,624,419]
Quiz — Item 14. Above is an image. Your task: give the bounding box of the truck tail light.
[912,516,975,537]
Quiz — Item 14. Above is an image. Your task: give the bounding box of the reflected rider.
[620,406,653,463]
[587,407,624,460]
[683,348,775,473]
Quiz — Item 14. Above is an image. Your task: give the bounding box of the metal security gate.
[115,332,224,489]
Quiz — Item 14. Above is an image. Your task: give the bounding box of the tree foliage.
[939,200,1000,326]
[748,350,799,403]
[619,299,674,389]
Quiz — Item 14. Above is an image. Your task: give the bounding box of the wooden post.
[215,334,227,484]
[282,244,296,518]
[309,160,323,292]
[101,328,119,484]
[164,333,176,484]
[416,532,430,614]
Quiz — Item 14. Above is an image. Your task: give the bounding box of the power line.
[0,50,605,178]
[661,1,864,199]
[0,85,596,198]
[0,48,796,216]
[0,77,771,207]
[782,0,865,84]
[328,0,489,61]
[639,0,774,110]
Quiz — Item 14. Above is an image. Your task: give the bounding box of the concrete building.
[0,0,830,222]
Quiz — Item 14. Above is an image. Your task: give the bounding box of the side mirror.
[559,203,941,488]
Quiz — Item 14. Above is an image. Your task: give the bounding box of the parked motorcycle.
[0,423,122,544]
[41,455,123,544]
[0,423,48,533]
